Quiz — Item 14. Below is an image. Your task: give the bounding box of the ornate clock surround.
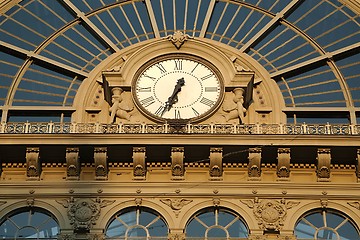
[73,36,285,124]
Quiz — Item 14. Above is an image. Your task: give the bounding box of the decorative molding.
[165,31,193,50]
[133,147,146,179]
[87,234,106,240]
[277,148,290,180]
[347,201,360,210]
[171,147,184,179]
[26,147,40,180]
[160,198,192,211]
[316,148,331,182]
[66,147,80,180]
[248,148,262,180]
[94,147,108,180]
[241,198,300,231]
[160,198,192,217]
[56,197,115,231]
[209,147,223,179]
[57,234,76,240]
[0,201,7,206]
[168,233,186,240]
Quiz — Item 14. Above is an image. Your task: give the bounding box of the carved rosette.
[241,198,299,231]
[56,198,115,231]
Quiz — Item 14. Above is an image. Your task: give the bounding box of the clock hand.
[161,78,185,116]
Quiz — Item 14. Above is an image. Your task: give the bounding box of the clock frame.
[132,54,225,123]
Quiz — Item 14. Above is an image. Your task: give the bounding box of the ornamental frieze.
[241,197,299,231]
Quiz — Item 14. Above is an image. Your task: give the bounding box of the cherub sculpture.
[109,87,133,123]
[222,88,247,123]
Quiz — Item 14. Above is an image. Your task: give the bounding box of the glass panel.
[186,208,248,238]
[0,208,59,239]
[105,208,168,239]
[294,211,360,240]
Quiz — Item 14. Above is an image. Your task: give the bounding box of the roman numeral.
[201,73,214,81]
[174,109,181,119]
[142,73,156,81]
[155,63,167,74]
[174,59,182,70]
[192,107,200,117]
[200,97,215,107]
[191,63,199,73]
[137,87,151,92]
[154,105,165,116]
[140,96,155,107]
[205,87,218,92]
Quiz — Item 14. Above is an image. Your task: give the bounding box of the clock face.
[132,55,224,122]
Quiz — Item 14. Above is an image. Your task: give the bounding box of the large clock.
[132,54,224,122]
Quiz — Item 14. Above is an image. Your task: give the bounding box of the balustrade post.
[118,122,123,133]
[325,122,331,134]
[48,121,54,133]
[187,123,192,133]
[301,122,307,134]
[141,122,146,133]
[350,124,355,135]
[95,122,101,133]
[233,123,237,134]
[70,122,77,133]
[164,123,169,133]
[255,123,260,134]
[0,121,5,133]
[279,123,284,134]
[24,121,30,133]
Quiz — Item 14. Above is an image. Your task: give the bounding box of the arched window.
[294,209,360,240]
[185,207,249,239]
[0,207,59,239]
[105,207,168,239]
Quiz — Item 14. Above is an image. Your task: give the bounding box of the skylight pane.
[13,64,79,106]
[250,24,320,73]
[283,65,346,107]
[42,23,110,72]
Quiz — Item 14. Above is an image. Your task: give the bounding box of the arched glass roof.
[0,0,359,123]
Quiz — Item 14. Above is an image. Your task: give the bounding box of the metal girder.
[61,0,120,52]
[0,40,89,78]
[199,0,217,38]
[144,0,160,38]
[270,42,360,78]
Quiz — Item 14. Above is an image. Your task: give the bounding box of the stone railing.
[0,122,359,135]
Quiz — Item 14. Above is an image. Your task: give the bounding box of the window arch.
[0,207,59,239]
[294,209,360,240]
[105,207,168,239]
[185,207,249,239]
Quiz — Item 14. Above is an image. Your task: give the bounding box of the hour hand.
[162,78,185,115]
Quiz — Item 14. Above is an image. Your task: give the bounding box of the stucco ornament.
[160,198,192,217]
[241,198,299,231]
[56,197,115,230]
[165,31,193,49]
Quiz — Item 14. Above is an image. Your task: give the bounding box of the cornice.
[1,181,360,200]
[0,133,359,146]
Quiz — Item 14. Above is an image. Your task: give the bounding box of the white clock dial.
[133,55,224,122]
